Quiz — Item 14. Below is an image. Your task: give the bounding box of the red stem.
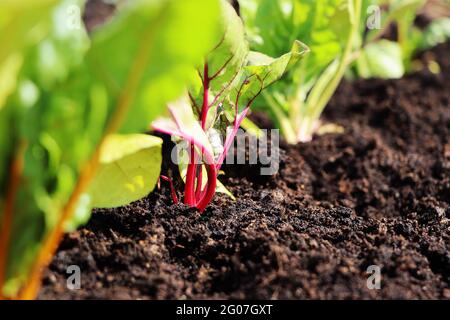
[198,64,210,195]
[195,159,217,212]
[200,63,210,129]
[185,63,212,208]
[184,143,197,206]
[215,108,250,171]
[195,164,203,198]
[159,175,179,204]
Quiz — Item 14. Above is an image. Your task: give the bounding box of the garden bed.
[38,42,449,300]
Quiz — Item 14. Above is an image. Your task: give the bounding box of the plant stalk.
[0,141,27,299]
[298,0,362,142]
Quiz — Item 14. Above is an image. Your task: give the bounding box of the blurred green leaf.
[188,0,249,129]
[356,0,429,77]
[356,39,405,78]
[1,0,221,298]
[420,17,450,50]
[0,54,23,110]
[89,0,221,133]
[0,0,57,63]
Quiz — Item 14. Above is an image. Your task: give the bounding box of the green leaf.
[387,0,425,21]
[241,0,348,86]
[420,18,450,50]
[216,179,236,200]
[240,117,265,138]
[0,0,57,63]
[239,0,364,143]
[188,0,249,129]
[89,0,221,133]
[1,0,221,298]
[356,39,405,79]
[363,0,426,75]
[153,1,300,211]
[233,40,309,111]
[0,104,14,192]
[0,0,57,109]
[87,134,163,209]
[33,0,90,89]
[365,0,425,42]
[247,41,310,86]
[0,54,23,111]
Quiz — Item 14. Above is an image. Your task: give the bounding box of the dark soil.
[38,39,449,300]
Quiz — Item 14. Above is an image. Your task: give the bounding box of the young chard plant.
[0,0,220,299]
[354,0,450,79]
[152,0,307,211]
[239,0,364,143]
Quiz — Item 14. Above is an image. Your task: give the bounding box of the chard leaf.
[361,0,427,77]
[188,0,248,129]
[240,117,265,138]
[216,179,236,200]
[241,0,349,87]
[356,39,405,79]
[153,96,214,157]
[239,0,364,143]
[232,40,309,113]
[420,18,450,50]
[152,1,301,211]
[87,134,163,208]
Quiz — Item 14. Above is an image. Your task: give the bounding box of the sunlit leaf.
[88,134,163,208]
[356,40,405,79]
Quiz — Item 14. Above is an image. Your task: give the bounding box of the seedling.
[239,0,449,142]
[239,0,364,143]
[152,0,307,211]
[354,0,450,79]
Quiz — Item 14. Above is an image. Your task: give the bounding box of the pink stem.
[193,63,211,204]
[216,107,250,171]
[184,143,197,206]
[195,155,217,212]
[195,164,203,199]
